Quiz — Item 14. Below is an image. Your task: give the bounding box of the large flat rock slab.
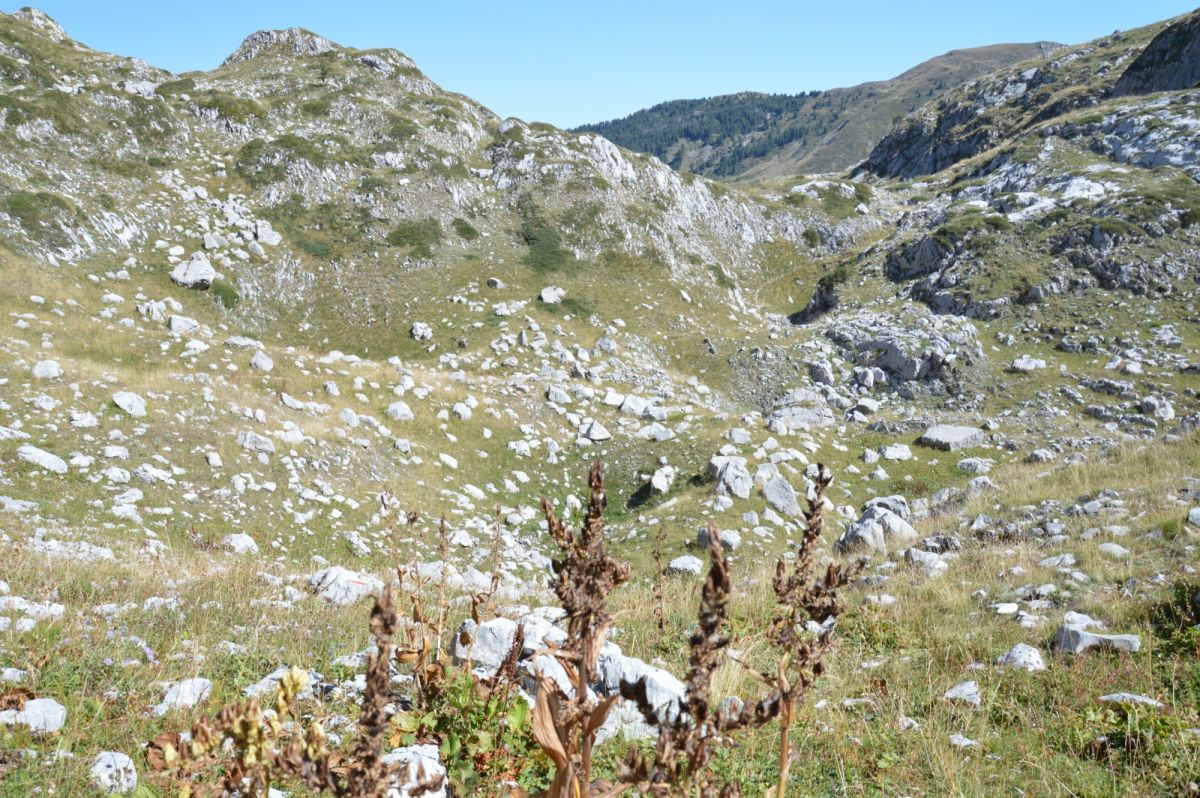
[919,424,985,451]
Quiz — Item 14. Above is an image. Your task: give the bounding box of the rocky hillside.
[1,7,1199,797]
[574,43,1055,180]
[865,9,1200,179]
[1,9,891,339]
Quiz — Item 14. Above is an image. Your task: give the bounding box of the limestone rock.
[697,526,740,552]
[170,253,216,289]
[995,643,1046,672]
[919,424,985,451]
[17,444,68,475]
[1054,624,1140,655]
[539,286,566,303]
[1011,354,1047,372]
[650,465,676,494]
[31,360,62,379]
[715,460,753,499]
[237,430,275,454]
[91,752,138,794]
[760,475,800,516]
[453,617,519,675]
[0,697,67,733]
[580,419,612,442]
[665,555,703,576]
[835,502,917,554]
[943,680,981,708]
[112,391,147,417]
[308,566,383,605]
[380,744,447,798]
[387,401,415,422]
[222,533,259,554]
[1098,692,1162,708]
[155,678,212,716]
[250,350,274,372]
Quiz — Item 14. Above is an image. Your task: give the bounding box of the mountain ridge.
[573,41,1059,180]
[1,7,1200,796]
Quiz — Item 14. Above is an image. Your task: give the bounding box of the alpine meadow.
[1,5,1200,797]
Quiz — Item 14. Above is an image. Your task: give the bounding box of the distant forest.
[575,91,828,176]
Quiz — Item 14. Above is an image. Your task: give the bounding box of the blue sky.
[6,1,1194,128]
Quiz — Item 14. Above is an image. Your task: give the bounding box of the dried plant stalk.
[147,588,433,798]
[652,525,668,635]
[530,461,630,797]
[617,522,733,796]
[618,463,857,797]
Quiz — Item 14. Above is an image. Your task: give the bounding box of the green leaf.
[442,732,462,759]
[508,699,530,733]
[393,712,420,732]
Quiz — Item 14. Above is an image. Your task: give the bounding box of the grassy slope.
[5,424,1197,796]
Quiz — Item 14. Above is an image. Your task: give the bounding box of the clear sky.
[5,1,1195,128]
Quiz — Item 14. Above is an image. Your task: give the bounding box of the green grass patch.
[300,96,332,117]
[210,279,240,310]
[0,89,84,134]
[261,193,373,261]
[193,90,265,123]
[154,77,195,97]
[559,295,595,318]
[518,195,573,273]
[386,217,443,259]
[234,135,362,188]
[386,115,419,141]
[1,190,75,246]
[451,217,479,241]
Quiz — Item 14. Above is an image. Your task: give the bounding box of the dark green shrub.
[235,135,332,188]
[387,218,443,258]
[933,211,1010,249]
[559,296,595,317]
[155,78,195,97]
[518,196,572,273]
[1,190,76,248]
[1043,207,1071,225]
[1093,217,1143,239]
[301,97,332,117]
[983,214,1013,232]
[210,279,240,309]
[451,217,479,241]
[0,90,83,134]
[387,116,419,140]
[358,176,387,194]
[2,190,72,229]
[708,263,735,289]
[88,155,152,179]
[821,264,851,287]
[262,194,371,261]
[194,91,264,123]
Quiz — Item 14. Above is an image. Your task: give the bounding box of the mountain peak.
[9,7,68,42]
[222,27,340,67]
